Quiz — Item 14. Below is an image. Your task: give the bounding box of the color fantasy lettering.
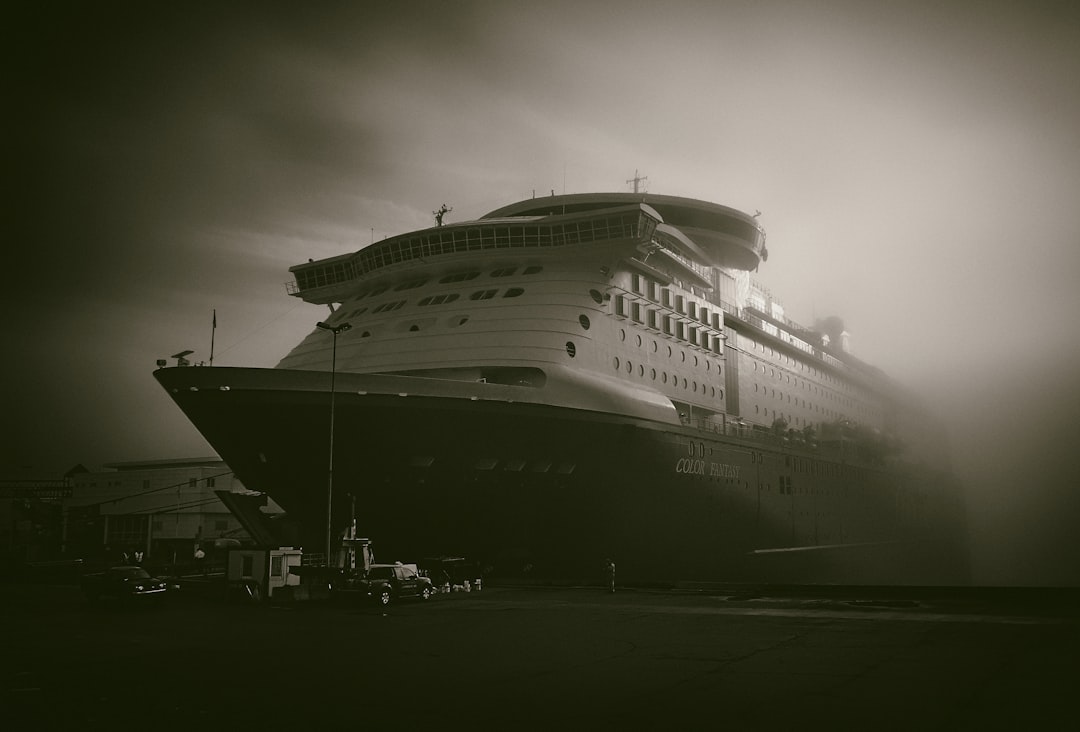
[675,459,741,478]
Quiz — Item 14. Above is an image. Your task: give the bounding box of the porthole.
[625,360,633,374]
[566,342,577,358]
[589,289,604,304]
[693,355,699,367]
[613,357,620,370]
[682,378,688,389]
[662,372,668,384]
[361,331,372,338]
[680,351,686,363]
[620,329,626,342]
[667,345,672,357]
[651,340,658,353]
[693,381,698,392]
[409,325,419,332]
[579,314,591,330]
[638,364,644,377]
[635,334,642,347]
[650,368,656,380]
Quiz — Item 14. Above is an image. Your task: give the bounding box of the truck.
[344,562,435,606]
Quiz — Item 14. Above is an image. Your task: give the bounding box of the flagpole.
[210,309,216,367]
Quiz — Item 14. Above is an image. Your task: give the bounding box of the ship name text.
[674,459,741,478]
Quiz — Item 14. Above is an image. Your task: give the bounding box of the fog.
[6,1,1080,585]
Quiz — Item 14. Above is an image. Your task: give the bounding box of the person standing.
[194,545,206,577]
[605,559,616,593]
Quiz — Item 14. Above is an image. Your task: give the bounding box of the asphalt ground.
[3,581,1077,730]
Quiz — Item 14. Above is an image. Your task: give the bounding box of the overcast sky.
[6,1,1080,583]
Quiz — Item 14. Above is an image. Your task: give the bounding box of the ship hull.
[156,366,966,583]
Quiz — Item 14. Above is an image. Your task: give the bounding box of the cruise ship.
[155,191,967,583]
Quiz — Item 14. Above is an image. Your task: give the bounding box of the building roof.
[100,456,225,471]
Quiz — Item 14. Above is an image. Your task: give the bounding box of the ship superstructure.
[155,192,965,583]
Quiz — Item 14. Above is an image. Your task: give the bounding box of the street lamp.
[315,320,351,566]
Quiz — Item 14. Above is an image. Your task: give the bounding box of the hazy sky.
[7,1,1080,583]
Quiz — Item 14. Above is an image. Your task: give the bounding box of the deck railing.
[288,208,660,297]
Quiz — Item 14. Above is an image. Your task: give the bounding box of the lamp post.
[316,320,351,566]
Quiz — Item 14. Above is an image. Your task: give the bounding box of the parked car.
[350,563,434,606]
[82,566,169,602]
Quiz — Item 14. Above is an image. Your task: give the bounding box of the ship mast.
[626,170,648,194]
[433,203,453,227]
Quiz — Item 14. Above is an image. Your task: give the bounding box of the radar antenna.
[626,170,648,194]
[433,203,453,227]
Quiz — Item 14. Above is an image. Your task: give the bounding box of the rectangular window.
[687,325,697,344]
[242,555,254,578]
[661,289,672,308]
[711,312,722,330]
[189,478,197,488]
[663,316,673,335]
[688,302,697,320]
[675,295,685,314]
[647,281,658,302]
[271,555,283,578]
[631,273,643,294]
[631,302,643,323]
[699,307,709,325]
[206,477,215,488]
[676,322,686,340]
[646,310,658,329]
[615,294,628,317]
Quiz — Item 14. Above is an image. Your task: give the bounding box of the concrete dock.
[4,582,1077,729]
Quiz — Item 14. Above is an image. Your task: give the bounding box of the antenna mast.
[626,170,648,194]
[433,203,453,227]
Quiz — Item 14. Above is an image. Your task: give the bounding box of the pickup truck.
[348,563,434,606]
[82,565,170,602]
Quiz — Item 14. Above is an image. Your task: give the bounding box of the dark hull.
[156,367,967,583]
